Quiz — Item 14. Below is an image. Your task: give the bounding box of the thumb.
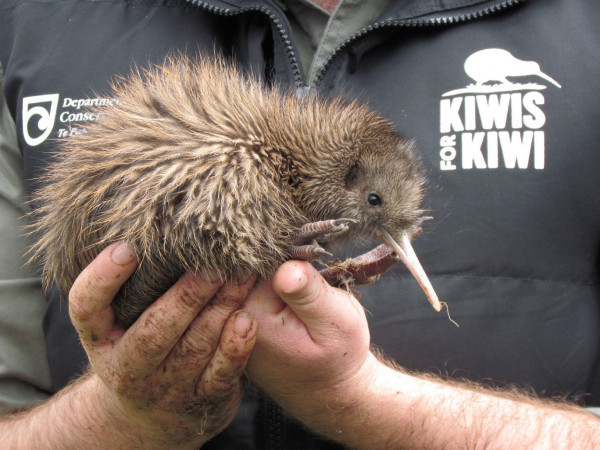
[272,260,353,334]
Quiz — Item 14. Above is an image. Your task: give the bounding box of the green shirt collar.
[281,0,394,85]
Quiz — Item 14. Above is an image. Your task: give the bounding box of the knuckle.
[221,331,255,361]
[200,369,241,400]
[172,275,214,312]
[178,285,204,311]
[212,292,244,313]
[297,272,324,306]
[67,290,90,322]
[178,333,216,361]
[68,286,100,323]
[133,313,172,358]
[213,279,256,309]
[99,359,144,396]
[69,265,126,322]
[206,377,239,400]
[111,370,138,395]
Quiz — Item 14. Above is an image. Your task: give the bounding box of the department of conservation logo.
[439,48,561,171]
[21,94,117,146]
[22,94,59,147]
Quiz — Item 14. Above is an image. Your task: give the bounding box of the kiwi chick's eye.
[367,193,382,207]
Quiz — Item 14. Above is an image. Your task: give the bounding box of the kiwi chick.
[30,55,438,329]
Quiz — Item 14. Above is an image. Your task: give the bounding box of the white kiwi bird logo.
[464,48,561,88]
[442,48,561,97]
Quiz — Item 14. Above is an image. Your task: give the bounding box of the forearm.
[248,264,600,448]
[0,372,147,449]
[304,353,600,449]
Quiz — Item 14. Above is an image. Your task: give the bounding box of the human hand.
[243,260,377,432]
[243,262,600,450]
[68,242,257,449]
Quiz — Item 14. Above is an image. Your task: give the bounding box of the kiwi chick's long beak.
[380,230,442,312]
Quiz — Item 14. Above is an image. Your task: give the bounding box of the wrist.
[0,371,147,449]
[88,373,211,450]
[286,351,391,447]
[82,373,144,445]
[57,372,150,448]
[57,372,203,449]
[356,360,600,449]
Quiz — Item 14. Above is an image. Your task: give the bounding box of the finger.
[271,260,361,339]
[197,310,257,399]
[69,241,138,346]
[171,276,257,374]
[118,271,224,377]
[243,278,287,315]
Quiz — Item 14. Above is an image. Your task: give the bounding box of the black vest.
[2,0,599,447]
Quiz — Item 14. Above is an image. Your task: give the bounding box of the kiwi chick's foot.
[319,244,400,287]
[290,218,358,260]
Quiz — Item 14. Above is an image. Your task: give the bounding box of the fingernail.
[282,269,308,294]
[190,271,222,286]
[111,242,136,265]
[234,311,254,338]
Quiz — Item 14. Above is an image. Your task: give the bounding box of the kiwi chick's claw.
[29,54,441,329]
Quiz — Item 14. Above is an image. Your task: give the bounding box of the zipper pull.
[295,86,314,99]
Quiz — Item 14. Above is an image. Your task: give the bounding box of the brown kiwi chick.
[29,55,441,329]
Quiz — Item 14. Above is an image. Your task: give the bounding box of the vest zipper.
[185,0,304,88]
[266,398,283,449]
[312,0,524,87]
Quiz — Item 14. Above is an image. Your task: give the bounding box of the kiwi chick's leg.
[320,244,400,287]
[319,217,433,287]
[289,218,358,260]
